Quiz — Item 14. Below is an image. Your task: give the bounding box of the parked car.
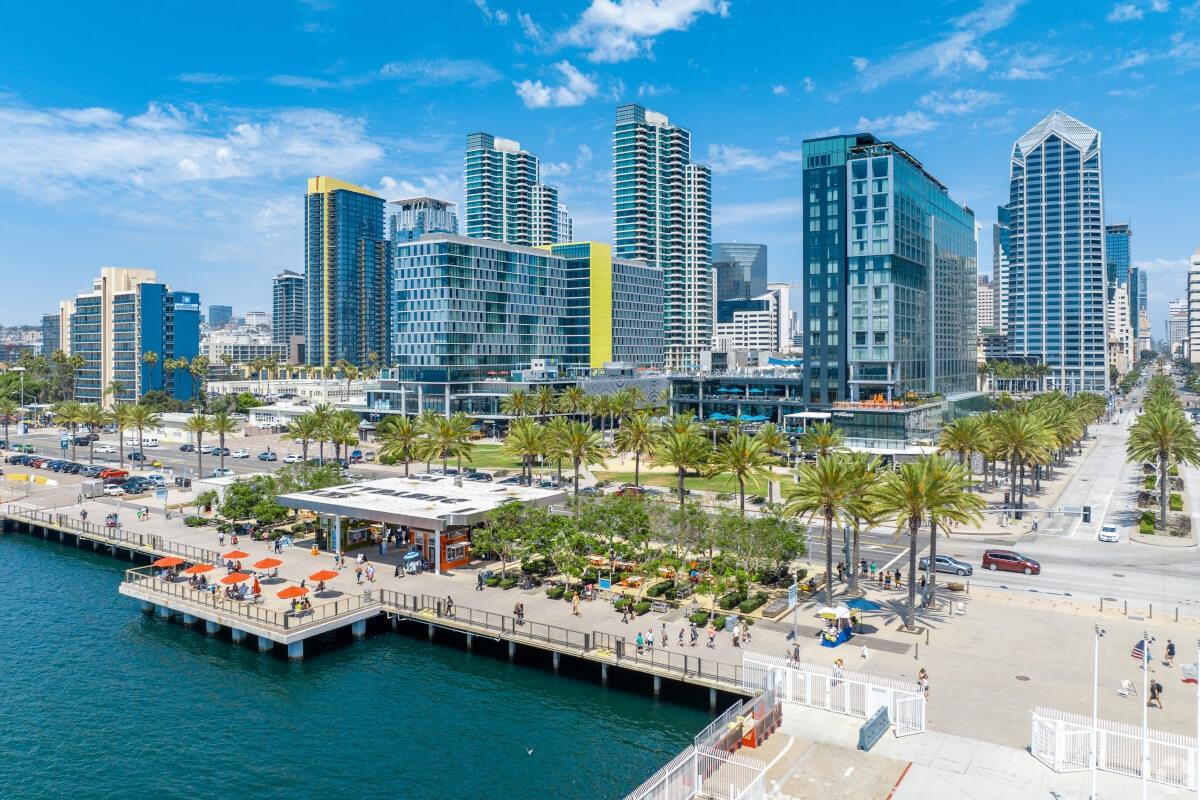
[981,549,1041,575]
[258,451,278,462]
[103,484,126,496]
[231,449,250,459]
[127,452,145,461]
[199,444,213,454]
[214,447,230,456]
[365,451,376,462]
[579,486,605,497]
[179,444,195,452]
[918,555,974,576]
[283,453,303,464]
[79,466,104,478]
[614,485,646,498]
[209,467,236,478]
[1098,524,1120,543]
[498,476,525,485]
[94,444,116,454]
[98,468,128,479]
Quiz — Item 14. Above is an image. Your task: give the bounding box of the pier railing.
[123,566,379,631]
[4,504,220,564]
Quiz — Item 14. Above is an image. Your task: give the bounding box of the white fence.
[1030,707,1197,790]
[742,652,926,736]
[623,745,765,800]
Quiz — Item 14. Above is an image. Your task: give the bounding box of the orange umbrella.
[181,563,215,575]
[221,572,251,585]
[222,550,250,560]
[309,570,339,582]
[277,586,309,599]
[254,558,283,569]
[152,556,185,568]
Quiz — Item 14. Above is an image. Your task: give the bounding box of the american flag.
[1132,639,1151,663]
[1182,663,1198,685]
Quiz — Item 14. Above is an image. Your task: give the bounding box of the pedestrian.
[366,564,375,582]
[218,530,225,547]
[662,622,668,646]
[80,508,88,522]
[231,533,238,547]
[636,632,645,654]
[690,622,699,647]
[742,622,752,643]
[918,668,930,700]
[860,559,868,577]
[1149,680,1164,709]
[861,643,870,661]
[518,603,525,624]
[355,564,363,585]
[895,569,902,589]
[1167,639,1176,668]
[621,604,630,624]
[833,658,845,686]
[919,574,926,591]
[732,622,741,648]
[445,595,454,616]
[647,629,654,650]
[572,592,580,616]
[706,622,717,648]
[678,627,685,647]
[870,561,877,581]
[477,572,484,591]
[791,643,800,666]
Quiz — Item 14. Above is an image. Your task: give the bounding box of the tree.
[0,398,18,448]
[709,433,774,515]
[474,501,531,578]
[142,351,159,389]
[532,385,558,421]
[921,456,985,606]
[325,410,360,464]
[500,389,530,419]
[104,380,127,404]
[188,356,210,400]
[650,426,711,507]
[423,413,474,474]
[208,411,239,472]
[502,417,545,485]
[843,453,883,597]
[126,404,162,460]
[110,403,134,464]
[554,420,607,497]
[937,415,988,491]
[78,404,107,464]
[753,423,788,504]
[872,456,983,629]
[992,410,1054,512]
[576,494,651,575]
[613,411,655,487]
[784,454,869,606]
[376,415,420,476]
[310,403,335,462]
[52,400,84,461]
[799,421,844,457]
[183,413,213,477]
[1128,404,1200,531]
[557,385,588,419]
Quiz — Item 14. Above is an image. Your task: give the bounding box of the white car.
[199,444,214,454]
[1098,524,1120,543]
[94,444,116,454]
[231,449,250,459]
[209,467,235,478]
[103,484,126,496]
[283,453,304,464]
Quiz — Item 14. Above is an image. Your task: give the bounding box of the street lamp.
[11,366,25,436]
[1092,624,1105,800]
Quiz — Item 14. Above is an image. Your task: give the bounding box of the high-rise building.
[1107,284,1134,375]
[556,203,574,244]
[801,133,879,404]
[388,196,459,242]
[40,300,73,357]
[464,133,562,246]
[614,104,712,371]
[304,176,391,367]
[208,305,233,328]
[1105,223,1132,289]
[244,311,270,330]
[712,285,789,352]
[1005,111,1107,393]
[845,141,977,400]
[1168,298,1188,357]
[977,276,995,332]
[272,270,305,345]
[67,267,199,405]
[1138,270,1148,316]
[1189,249,1200,365]
[992,206,1011,335]
[712,242,768,308]
[545,241,664,369]
[768,281,794,354]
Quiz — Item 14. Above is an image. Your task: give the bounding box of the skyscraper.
[977,276,995,332]
[208,305,233,328]
[464,132,563,246]
[992,205,1011,335]
[613,104,712,370]
[389,196,458,242]
[272,270,305,345]
[801,133,879,404]
[304,176,391,367]
[1005,111,1107,392]
[712,242,768,308]
[1105,223,1131,289]
[1189,249,1200,365]
[556,203,574,244]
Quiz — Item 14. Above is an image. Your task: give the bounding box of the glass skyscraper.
[1006,111,1107,393]
[389,196,459,242]
[712,242,768,308]
[464,133,567,246]
[207,305,233,328]
[801,133,878,404]
[613,104,712,371]
[1105,223,1131,289]
[304,176,391,367]
[993,205,1011,335]
[844,142,977,399]
[272,269,305,346]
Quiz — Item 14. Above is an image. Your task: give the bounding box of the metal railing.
[623,745,765,800]
[123,566,378,632]
[3,504,221,564]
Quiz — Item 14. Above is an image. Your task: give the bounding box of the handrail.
[3,504,221,563]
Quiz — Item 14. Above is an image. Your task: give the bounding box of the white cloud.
[704,144,803,174]
[514,60,599,108]
[379,58,503,87]
[803,77,816,92]
[1110,50,1151,71]
[539,161,571,178]
[771,84,788,95]
[851,56,870,72]
[637,82,673,96]
[919,88,1001,115]
[855,111,939,137]
[1108,3,1144,20]
[300,22,330,33]
[378,172,462,204]
[713,197,804,227]
[472,0,509,23]
[1002,50,1065,79]
[1151,0,1170,10]
[269,74,340,90]
[575,143,593,168]
[560,0,731,63]
[179,72,237,85]
[518,11,544,42]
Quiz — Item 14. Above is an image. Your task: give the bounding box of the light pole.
[1142,629,1150,800]
[1092,624,1105,800]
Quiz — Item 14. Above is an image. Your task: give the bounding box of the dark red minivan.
[982,549,1041,575]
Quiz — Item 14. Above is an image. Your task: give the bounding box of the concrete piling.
[257,636,273,652]
[552,652,560,673]
[653,675,662,697]
[287,641,304,660]
[230,628,246,644]
[205,620,220,636]
[351,620,366,639]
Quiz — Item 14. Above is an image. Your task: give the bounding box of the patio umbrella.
[845,597,882,611]
[277,586,309,599]
[220,572,251,585]
[181,564,215,575]
[309,570,339,582]
[222,550,250,560]
[152,556,185,568]
[254,558,283,570]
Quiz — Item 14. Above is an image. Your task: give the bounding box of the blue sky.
[1,0,1197,334]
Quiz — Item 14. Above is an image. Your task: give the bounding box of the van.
[126,437,159,448]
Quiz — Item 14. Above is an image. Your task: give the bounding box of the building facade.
[208,305,233,328]
[304,176,391,368]
[1005,111,1108,393]
[202,330,288,371]
[1189,249,1200,365]
[272,270,305,346]
[464,133,564,246]
[1107,284,1134,375]
[1106,223,1132,291]
[977,276,995,332]
[613,104,712,371]
[712,242,768,308]
[388,196,459,242]
[713,289,782,352]
[1168,298,1188,357]
[993,205,1011,335]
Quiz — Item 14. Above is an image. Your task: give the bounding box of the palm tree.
[872,456,984,626]
[0,399,19,449]
[650,426,711,507]
[500,389,530,419]
[544,416,571,483]
[532,385,558,421]
[326,411,361,464]
[52,400,84,461]
[591,394,614,433]
[125,404,162,460]
[709,433,774,514]
[376,415,420,476]
[1128,404,1200,531]
[104,380,126,405]
[937,416,987,490]
[613,411,655,487]
[754,423,788,503]
[78,404,107,464]
[188,356,210,401]
[502,417,545,485]
[110,403,134,464]
[554,420,607,497]
[208,411,239,472]
[310,403,335,462]
[785,453,869,606]
[843,453,884,597]
[557,386,588,419]
[283,413,323,468]
[183,413,213,477]
[799,421,845,457]
[142,351,159,389]
[992,411,1054,513]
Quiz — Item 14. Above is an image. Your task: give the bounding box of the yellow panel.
[589,243,613,369]
[307,175,381,198]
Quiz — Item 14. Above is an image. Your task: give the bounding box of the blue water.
[0,534,708,799]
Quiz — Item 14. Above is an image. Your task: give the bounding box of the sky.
[0,0,1198,335]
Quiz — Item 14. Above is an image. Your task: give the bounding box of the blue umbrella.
[717,387,738,393]
[708,412,732,421]
[845,597,882,611]
[749,387,765,394]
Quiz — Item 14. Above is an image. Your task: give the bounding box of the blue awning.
[708,412,732,421]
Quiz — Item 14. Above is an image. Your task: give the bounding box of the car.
[94,444,116,454]
[283,453,303,464]
[579,486,605,497]
[918,555,974,576]
[79,466,103,478]
[127,452,146,461]
[199,444,213,454]
[5,455,23,464]
[30,458,49,468]
[498,475,525,485]
[1098,524,1120,543]
[365,451,376,462]
[214,447,231,456]
[103,484,126,496]
[614,485,646,498]
[209,467,236,478]
[258,451,278,462]
[231,449,250,459]
[981,549,1041,575]
[179,444,195,452]
[98,468,128,479]
[122,481,149,494]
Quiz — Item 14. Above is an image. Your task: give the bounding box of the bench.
[761,597,791,619]
[651,600,671,614]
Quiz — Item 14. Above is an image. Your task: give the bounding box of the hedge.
[1140,512,1156,534]
[646,580,674,598]
[485,577,501,587]
[717,590,747,611]
[1144,476,1157,490]
[738,592,769,614]
[614,597,633,611]
[633,601,652,615]
[546,586,566,600]
[499,578,517,589]
[183,516,208,527]
[688,611,729,630]
[1170,493,1184,512]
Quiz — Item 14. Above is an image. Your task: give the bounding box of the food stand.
[818,605,854,647]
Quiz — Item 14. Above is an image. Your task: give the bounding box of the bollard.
[1100,598,1104,613]
[1149,603,1153,619]
[967,581,970,595]
[914,642,919,660]
[1176,607,1179,623]
[1124,600,1128,616]
[925,628,930,646]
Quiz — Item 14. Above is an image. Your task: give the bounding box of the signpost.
[788,580,798,642]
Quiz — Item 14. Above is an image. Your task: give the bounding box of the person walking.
[689,622,699,647]
[445,595,454,616]
[732,622,741,648]
[572,592,580,616]
[218,530,225,547]
[355,563,364,585]
[477,572,484,591]
[895,569,902,589]
[366,564,375,583]
[869,561,877,582]
[677,627,685,647]
[1149,679,1164,709]
[661,622,668,648]
[918,668,930,700]
[860,559,868,577]
[636,632,645,655]
[621,603,630,624]
[706,622,717,649]
[80,508,88,523]
[1167,639,1176,668]
[646,629,654,650]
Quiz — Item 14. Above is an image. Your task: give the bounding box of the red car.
[98,468,128,479]
[982,549,1041,575]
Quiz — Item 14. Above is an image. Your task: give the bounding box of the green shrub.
[546,586,566,600]
[633,600,652,615]
[712,615,728,630]
[1170,493,1183,512]
[646,580,674,598]
[716,492,734,502]
[1139,512,1156,534]
[796,568,808,580]
[689,611,710,625]
[738,592,769,614]
[717,590,747,611]
[613,597,632,611]
[1170,465,1180,477]
[485,577,501,587]
[292,523,307,534]
[522,557,551,575]
[499,577,517,590]
[183,516,208,527]
[1144,476,1157,490]
[216,521,233,533]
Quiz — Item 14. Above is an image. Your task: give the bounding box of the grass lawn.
[594,470,771,495]
[463,444,525,470]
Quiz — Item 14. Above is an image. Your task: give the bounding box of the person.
[1149,679,1164,709]
[636,632,645,654]
[732,622,741,648]
[861,643,870,661]
[869,562,877,581]
[895,569,902,589]
[572,592,580,616]
[315,580,326,593]
[833,658,845,686]
[621,604,630,624]
[918,668,930,699]
[310,544,319,557]
[366,564,375,583]
[883,571,891,589]
[706,622,717,649]
[251,577,261,597]
[860,559,868,577]
[141,506,149,521]
[678,627,685,647]
[690,622,699,647]
[355,564,363,584]
[80,508,87,522]
[919,574,927,591]
[1167,639,1176,668]
[791,643,800,666]
[445,595,454,616]
[231,533,238,547]
[218,530,225,547]
[477,572,485,591]
[836,562,844,582]
[661,621,668,647]
[394,563,402,578]
[742,623,752,644]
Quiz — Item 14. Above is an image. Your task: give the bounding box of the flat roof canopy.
[276,475,567,532]
[783,412,831,420]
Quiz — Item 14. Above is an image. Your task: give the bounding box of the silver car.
[918,555,973,576]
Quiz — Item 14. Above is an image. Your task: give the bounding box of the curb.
[1130,532,1197,549]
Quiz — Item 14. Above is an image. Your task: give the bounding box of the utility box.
[858,706,889,752]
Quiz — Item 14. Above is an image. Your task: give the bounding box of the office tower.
[614,104,712,370]
[977,276,995,332]
[545,241,664,369]
[713,285,789,352]
[40,313,59,357]
[844,141,977,400]
[202,330,288,368]
[272,270,305,345]
[388,196,458,242]
[801,133,879,404]
[1168,298,1188,357]
[244,311,270,329]
[1106,284,1133,375]
[208,305,233,328]
[1105,223,1131,289]
[304,176,391,367]
[712,242,768,308]
[1005,112,1107,393]
[67,267,199,405]
[768,281,793,353]
[464,133,562,246]
[1189,249,1200,365]
[556,203,574,244]
[993,206,1010,335]
[1138,270,1148,316]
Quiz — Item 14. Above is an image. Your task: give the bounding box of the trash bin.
[362,588,373,602]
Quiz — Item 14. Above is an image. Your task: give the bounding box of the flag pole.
[1195,638,1199,800]
[1142,630,1149,800]
[1093,625,1103,800]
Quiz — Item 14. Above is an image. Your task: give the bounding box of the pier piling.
[154,605,170,620]
[205,620,220,636]
[466,633,473,651]
[230,628,247,644]
[601,663,609,686]
[653,675,662,697]
[351,620,366,639]
[257,636,273,652]
[709,687,718,710]
[552,652,560,673]
[287,641,304,660]
[181,613,196,626]
[427,623,435,641]
[508,641,516,662]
